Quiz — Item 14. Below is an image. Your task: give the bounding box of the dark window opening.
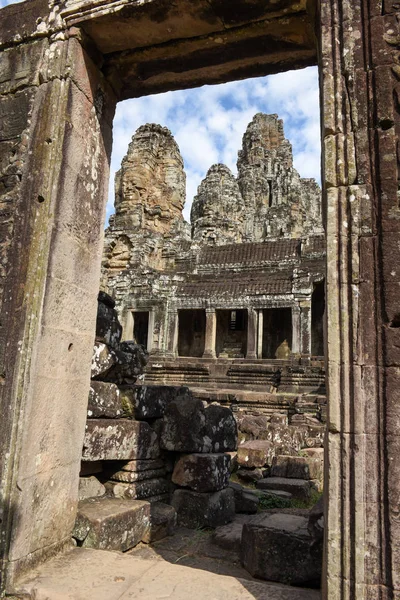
[133,311,149,349]
[178,309,206,357]
[311,281,325,356]
[216,309,247,357]
[262,308,292,359]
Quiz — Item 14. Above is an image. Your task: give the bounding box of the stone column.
[291,305,301,354]
[299,300,311,356]
[203,308,217,358]
[320,1,400,597]
[257,309,264,358]
[246,308,257,359]
[147,310,155,353]
[0,31,116,591]
[121,310,134,341]
[166,310,179,357]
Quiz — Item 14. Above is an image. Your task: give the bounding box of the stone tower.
[113,123,187,234]
[104,124,190,274]
[237,113,323,240]
[190,164,246,245]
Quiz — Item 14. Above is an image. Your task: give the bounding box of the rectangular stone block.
[73,497,150,551]
[141,503,177,544]
[120,459,165,472]
[110,468,166,483]
[122,385,185,420]
[107,478,170,500]
[172,453,231,492]
[82,419,159,461]
[256,477,312,501]
[171,488,235,529]
[161,394,237,452]
[271,455,323,481]
[237,441,275,468]
[241,514,321,586]
[87,381,129,419]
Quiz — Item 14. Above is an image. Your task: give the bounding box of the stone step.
[271,454,323,481]
[256,477,313,501]
[73,497,176,553]
[73,497,151,551]
[171,487,235,529]
[241,513,322,587]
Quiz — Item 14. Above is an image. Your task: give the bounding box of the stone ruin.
[1,0,399,597]
[102,114,326,424]
[74,288,324,588]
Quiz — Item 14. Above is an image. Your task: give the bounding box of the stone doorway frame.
[0,0,398,598]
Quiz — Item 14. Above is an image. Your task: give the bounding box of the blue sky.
[1,0,321,223]
[112,67,321,221]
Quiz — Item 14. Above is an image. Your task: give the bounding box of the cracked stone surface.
[17,547,321,599]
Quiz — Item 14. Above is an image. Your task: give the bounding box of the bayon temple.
[1,0,399,597]
[102,114,326,416]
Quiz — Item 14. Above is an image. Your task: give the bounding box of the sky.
[1,0,321,224]
[112,66,321,222]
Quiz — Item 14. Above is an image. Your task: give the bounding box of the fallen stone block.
[73,497,150,551]
[91,342,116,379]
[87,381,132,419]
[142,503,177,543]
[121,385,187,420]
[238,414,270,439]
[302,447,324,459]
[172,453,230,492]
[110,468,166,483]
[161,394,237,452]
[120,458,165,472]
[237,441,274,468]
[78,476,106,501]
[107,478,170,500]
[271,455,323,481]
[256,477,312,502]
[212,520,245,553]
[103,341,148,386]
[205,404,237,452]
[95,291,122,349]
[241,513,321,586]
[171,488,235,528]
[236,467,264,483]
[258,489,292,501]
[229,482,259,514]
[82,419,159,461]
[160,392,206,452]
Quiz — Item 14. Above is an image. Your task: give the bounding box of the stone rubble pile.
[234,411,324,499]
[213,497,324,588]
[161,393,239,528]
[75,292,240,550]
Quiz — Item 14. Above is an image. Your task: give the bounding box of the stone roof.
[198,239,300,267]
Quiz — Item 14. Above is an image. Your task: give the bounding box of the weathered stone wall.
[0,15,116,590]
[319,1,400,597]
[1,0,400,597]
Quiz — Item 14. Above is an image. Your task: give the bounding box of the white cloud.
[109,66,321,223]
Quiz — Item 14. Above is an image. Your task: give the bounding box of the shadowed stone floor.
[17,527,321,600]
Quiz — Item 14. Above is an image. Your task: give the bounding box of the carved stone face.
[115,124,186,233]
